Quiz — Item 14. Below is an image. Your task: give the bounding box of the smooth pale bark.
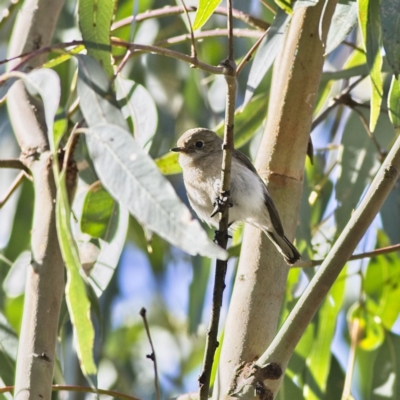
[7,0,66,399]
[213,1,338,399]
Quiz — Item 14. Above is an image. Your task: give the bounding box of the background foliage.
[0,0,399,399]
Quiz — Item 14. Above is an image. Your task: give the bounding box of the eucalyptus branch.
[111,6,269,32]
[296,243,400,268]
[0,385,142,400]
[250,129,400,395]
[0,158,30,173]
[198,2,237,399]
[140,308,161,400]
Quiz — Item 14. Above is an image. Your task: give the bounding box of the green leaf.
[86,123,228,260]
[155,151,182,175]
[116,77,158,152]
[80,181,116,239]
[380,0,400,76]
[78,0,115,77]
[275,0,293,14]
[358,0,383,131]
[303,269,346,399]
[388,76,400,129]
[56,174,97,376]
[243,10,291,106]
[348,301,385,350]
[192,0,222,30]
[326,0,358,55]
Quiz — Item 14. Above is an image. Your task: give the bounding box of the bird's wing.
[234,149,285,236]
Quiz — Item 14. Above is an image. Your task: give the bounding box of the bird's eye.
[195,141,204,148]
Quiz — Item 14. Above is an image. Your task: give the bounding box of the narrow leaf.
[358,0,383,131]
[243,10,291,107]
[380,0,400,76]
[78,0,115,77]
[116,77,158,151]
[155,151,182,175]
[56,174,97,376]
[388,76,400,129]
[325,0,358,55]
[192,0,222,30]
[77,54,128,129]
[86,123,228,260]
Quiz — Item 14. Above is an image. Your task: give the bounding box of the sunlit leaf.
[86,123,228,260]
[388,76,400,129]
[155,151,182,175]
[325,0,358,55]
[358,0,383,131]
[192,0,222,30]
[78,0,115,77]
[380,0,400,76]
[116,77,158,151]
[348,301,385,351]
[81,181,116,239]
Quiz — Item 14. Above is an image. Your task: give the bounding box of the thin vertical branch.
[180,0,197,59]
[198,2,236,400]
[140,308,161,400]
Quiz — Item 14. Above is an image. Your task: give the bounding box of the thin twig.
[236,29,268,76]
[180,0,197,59]
[341,318,360,400]
[111,6,269,32]
[111,39,223,75]
[311,75,366,131]
[198,2,236,399]
[260,0,277,14]
[154,28,262,48]
[294,243,400,268]
[0,171,26,209]
[0,385,141,400]
[0,158,30,173]
[140,308,161,400]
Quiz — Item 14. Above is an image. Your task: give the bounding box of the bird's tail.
[265,231,301,266]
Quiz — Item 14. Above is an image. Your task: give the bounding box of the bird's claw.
[213,230,232,243]
[210,192,232,218]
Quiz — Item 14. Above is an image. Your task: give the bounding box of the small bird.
[171,128,301,265]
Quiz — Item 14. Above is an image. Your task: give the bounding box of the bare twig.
[0,171,26,209]
[0,385,142,400]
[140,308,161,400]
[0,158,30,173]
[260,0,277,14]
[311,75,366,131]
[111,6,269,32]
[295,243,400,268]
[236,29,268,76]
[180,0,197,59]
[154,28,262,48]
[198,2,236,400]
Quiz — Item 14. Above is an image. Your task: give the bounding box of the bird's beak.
[170,147,185,152]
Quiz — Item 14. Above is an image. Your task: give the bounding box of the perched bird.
[171,128,301,265]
